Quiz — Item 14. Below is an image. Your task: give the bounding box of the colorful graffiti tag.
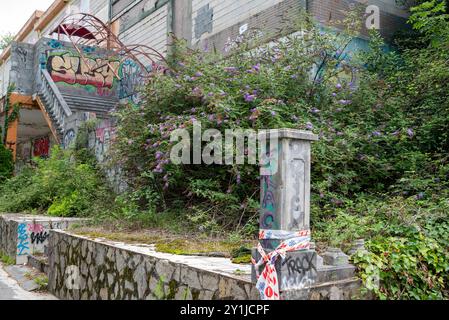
[47,49,120,96]
[118,59,153,104]
[17,223,30,256]
[16,222,53,264]
[95,121,115,163]
[33,136,50,158]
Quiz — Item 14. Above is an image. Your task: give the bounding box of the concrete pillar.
[253,129,320,298]
[258,129,318,249]
[171,0,193,46]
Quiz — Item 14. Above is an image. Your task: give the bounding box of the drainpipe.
[166,0,175,58]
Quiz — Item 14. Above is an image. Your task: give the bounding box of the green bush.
[314,195,449,299]
[353,231,449,300]
[0,146,112,217]
[0,142,13,183]
[111,11,368,230]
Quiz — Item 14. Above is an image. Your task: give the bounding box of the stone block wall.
[48,230,260,300]
[47,230,367,300]
[0,215,18,260]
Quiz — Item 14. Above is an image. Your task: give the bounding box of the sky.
[0,0,55,35]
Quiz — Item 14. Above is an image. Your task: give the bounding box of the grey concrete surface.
[0,263,56,300]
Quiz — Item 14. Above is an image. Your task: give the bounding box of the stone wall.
[0,214,84,265]
[0,215,18,260]
[48,230,259,300]
[47,230,367,300]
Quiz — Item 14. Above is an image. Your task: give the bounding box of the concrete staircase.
[37,68,118,142]
[61,94,118,119]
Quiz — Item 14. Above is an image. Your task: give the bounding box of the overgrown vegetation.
[0,146,112,217]
[0,139,13,183]
[0,32,14,52]
[112,10,363,234]
[0,250,14,265]
[1,3,448,299]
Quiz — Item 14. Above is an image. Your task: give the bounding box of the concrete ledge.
[281,277,365,300]
[258,129,319,141]
[27,255,49,274]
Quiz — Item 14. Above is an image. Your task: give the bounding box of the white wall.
[191,0,285,42]
[40,0,109,39]
[0,58,11,99]
[118,3,169,56]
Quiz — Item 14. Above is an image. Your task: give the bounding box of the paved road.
[0,263,56,300]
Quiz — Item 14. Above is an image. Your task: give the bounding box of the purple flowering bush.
[109,9,449,298]
[112,15,372,231]
[112,21,442,233]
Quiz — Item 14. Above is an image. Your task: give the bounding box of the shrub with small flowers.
[109,9,449,299]
[112,13,365,230]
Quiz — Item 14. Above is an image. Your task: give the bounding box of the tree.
[0,32,14,51]
[408,0,449,46]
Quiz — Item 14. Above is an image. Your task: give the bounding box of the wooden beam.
[5,113,18,161]
[35,95,61,144]
[35,0,69,32]
[15,10,44,42]
[9,93,34,106]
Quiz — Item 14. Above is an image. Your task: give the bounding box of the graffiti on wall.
[64,129,76,149]
[119,59,145,104]
[93,120,127,193]
[280,251,317,290]
[46,42,120,96]
[95,121,115,163]
[261,175,276,229]
[17,223,30,256]
[33,136,50,158]
[28,223,50,245]
[16,222,53,263]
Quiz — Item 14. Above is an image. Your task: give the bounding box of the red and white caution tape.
[251,229,311,300]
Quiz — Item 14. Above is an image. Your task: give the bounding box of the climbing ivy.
[0,136,13,182]
[2,84,20,145]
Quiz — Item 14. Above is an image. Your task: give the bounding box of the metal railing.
[39,68,72,132]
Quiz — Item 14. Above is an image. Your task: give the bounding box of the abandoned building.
[0,0,409,170]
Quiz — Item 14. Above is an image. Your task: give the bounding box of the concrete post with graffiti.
[252,129,320,299]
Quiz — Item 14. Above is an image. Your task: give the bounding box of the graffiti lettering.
[261,175,276,210]
[17,47,28,63]
[17,223,30,256]
[33,136,50,158]
[261,211,274,229]
[47,51,119,95]
[27,224,44,233]
[30,231,50,245]
[280,253,317,290]
[282,254,317,277]
[281,275,315,291]
[119,59,144,103]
